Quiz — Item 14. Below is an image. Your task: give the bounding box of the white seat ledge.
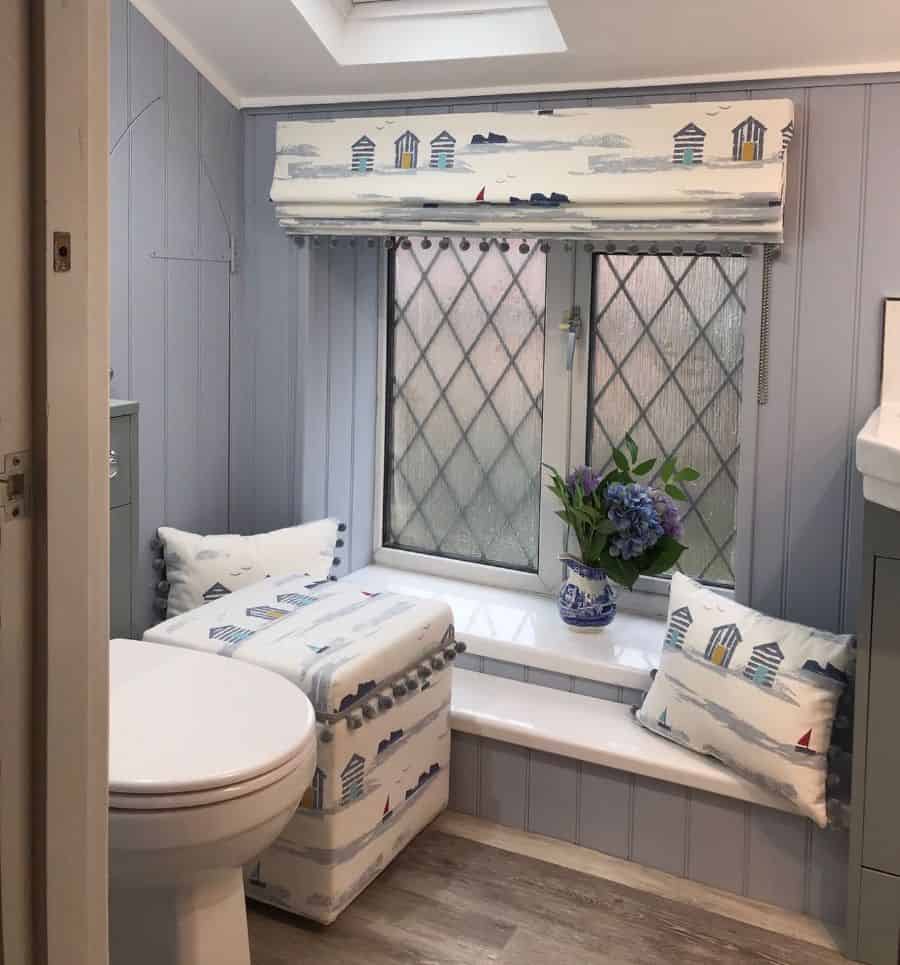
[450,669,800,816]
[346,564,664,691]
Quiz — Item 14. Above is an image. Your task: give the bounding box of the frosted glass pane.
[385,238,546,571]
[589,253,746,586]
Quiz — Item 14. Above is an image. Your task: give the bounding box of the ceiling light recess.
[292,0,566,66]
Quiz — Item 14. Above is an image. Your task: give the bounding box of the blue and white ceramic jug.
[557,555,617,630]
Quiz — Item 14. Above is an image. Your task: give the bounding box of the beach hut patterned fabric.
[143,572,457,922]
[350,135,375,172]
[270,99,794,241]
[672,122,706,164]
[429,130,456,168]
[637,573,854,827]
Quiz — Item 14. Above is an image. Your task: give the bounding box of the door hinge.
[0,451,31,520]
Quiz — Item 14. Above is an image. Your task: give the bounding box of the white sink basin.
[857,300,900,510]
[858,404,900,511]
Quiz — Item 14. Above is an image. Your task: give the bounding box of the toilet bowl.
[108,638,317,965]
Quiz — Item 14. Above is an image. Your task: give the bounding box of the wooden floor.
[248,823,851,965]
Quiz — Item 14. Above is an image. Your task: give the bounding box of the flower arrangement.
[544,437,698,590]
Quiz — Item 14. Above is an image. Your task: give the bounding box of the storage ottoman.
[144,572,459,923]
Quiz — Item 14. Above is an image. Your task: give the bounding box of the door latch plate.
[0,451,31,520]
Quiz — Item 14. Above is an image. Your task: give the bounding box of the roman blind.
[271,99,794,243]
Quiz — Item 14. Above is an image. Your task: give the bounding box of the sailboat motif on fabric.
[657,707,672,732]
[795,729,815,755]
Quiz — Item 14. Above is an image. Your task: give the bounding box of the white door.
[0,3,35,963]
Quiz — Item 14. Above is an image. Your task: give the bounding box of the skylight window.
[292,0,566,66]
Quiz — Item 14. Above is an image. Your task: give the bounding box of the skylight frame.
[291,0,566,67]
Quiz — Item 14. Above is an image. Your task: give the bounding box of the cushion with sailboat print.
[636,573,853,827]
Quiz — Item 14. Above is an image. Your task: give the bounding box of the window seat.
[344,564,665,692]
[450,668,799,816]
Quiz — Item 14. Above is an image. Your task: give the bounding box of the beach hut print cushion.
[637,573,853,827]
[158,518,339,619]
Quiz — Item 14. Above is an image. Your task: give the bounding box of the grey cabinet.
[848,504,900,963]
[109,400,139,639]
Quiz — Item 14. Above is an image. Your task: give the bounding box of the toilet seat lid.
[109,638,316,797]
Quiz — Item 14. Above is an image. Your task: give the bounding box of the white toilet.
[108,638,317,965]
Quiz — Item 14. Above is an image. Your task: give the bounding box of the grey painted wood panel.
[572,678,621,701]
[110,0,128,149]
[127,5,163,121]
[527,751,578,842]
[449,732,479,815]
[452,733,848,923]
[808,826,849,927]
[746,806,809,913]
[577,763,632,859]
[747,88,805,620]
[326,246,357,579]
[631,775,688,876]
[453,652,484,672]
[525,667,572,691]
[350,244,380,571]
[785,84,867,633]
[479,738,528,829]
[482,659,526,681]
[686,790,748,895]
[111,3,241,632]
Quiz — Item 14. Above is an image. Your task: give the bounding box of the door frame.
[0,4,35,963]
[27,1,110,963]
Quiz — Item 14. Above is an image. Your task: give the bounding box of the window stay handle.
[561,306,582,372]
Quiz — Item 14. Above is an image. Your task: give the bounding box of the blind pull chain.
[758,244,776,406]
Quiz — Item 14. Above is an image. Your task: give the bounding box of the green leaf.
[643,537,687,576]
[660,456,676,483]
[665,484,688,501]
[612,448,629,473]
[675,467,701,482]
[623,434,638,464]
[632,458,656,476]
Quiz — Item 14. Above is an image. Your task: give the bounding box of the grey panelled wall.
[110,2,243,632]
[449,732,849,925]
[241,79,900,634]
[232,109,380,577]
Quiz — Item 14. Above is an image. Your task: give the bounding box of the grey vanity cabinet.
[848,503,900,963]
[109,400,139,639]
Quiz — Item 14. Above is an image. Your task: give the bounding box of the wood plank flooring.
[248,824,853,964]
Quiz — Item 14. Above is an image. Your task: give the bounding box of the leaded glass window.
[383,238,547,571]
[588,253,747,587]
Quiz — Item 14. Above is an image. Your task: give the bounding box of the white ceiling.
[131,0,900,108]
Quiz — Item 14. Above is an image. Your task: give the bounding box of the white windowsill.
[451,669,799,816]
[344,564,666,690]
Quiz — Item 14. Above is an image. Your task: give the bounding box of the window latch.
[560,306,582,371]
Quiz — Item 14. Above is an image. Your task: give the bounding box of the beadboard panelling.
[109,1,242,633]
[234,109,380,567]
[451,733,849,925]
[241,78,900,633]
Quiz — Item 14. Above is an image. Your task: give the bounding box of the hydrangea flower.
[605,482,664,560]
[650,488,685,542]
[566,465,603,497]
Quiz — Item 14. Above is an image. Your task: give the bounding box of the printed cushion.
[636,573,853,827]
[158,519,339,618]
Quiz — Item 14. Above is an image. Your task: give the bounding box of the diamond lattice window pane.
[589,253,747,587]
[385,238,547,572]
